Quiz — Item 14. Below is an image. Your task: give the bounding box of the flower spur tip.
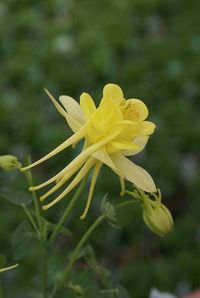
[40,196,46,202]
[42,205,49,211]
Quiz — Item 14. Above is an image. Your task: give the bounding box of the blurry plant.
[0,85,174,297]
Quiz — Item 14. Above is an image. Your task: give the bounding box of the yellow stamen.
[80,161,102,220]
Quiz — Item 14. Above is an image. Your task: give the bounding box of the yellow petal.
[65,113,83,132]
[59,95,85,124]
[20,126,86,172]
[123,136,149,156]
[80,92,96,119]
[140,121,156,135]
[111,120,141,142]
[42,158,95,210]
[103,83,124,104]
[110,141,139,151]
[80,161,102,219]
[92,147,116,170]
[123,98,149,121]
[111,153,156,193]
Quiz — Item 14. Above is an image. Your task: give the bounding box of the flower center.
[120,100,141,121]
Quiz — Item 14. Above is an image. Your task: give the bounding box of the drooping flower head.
[21,84,156,219]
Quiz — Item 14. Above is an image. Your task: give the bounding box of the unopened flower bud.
[0,155,21,171]
[143,202,173,237]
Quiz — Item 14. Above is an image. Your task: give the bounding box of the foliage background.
[0,0,200,297]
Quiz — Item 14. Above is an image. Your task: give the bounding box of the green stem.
[49,178,87,244]
[115,200,137,210]
[100,288,118,294]
[23,158,42,233]
[26,169,42,231]
[60,215,105,287]
[42,247,48,298]
[22,204,39,234]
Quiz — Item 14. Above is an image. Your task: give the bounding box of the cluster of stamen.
[120,101,140,121]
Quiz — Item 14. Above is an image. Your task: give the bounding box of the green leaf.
[0,255,7,267]
[10,220,35,260]
[0,188,32,206]
[101,195,115,220]
[101,195,119,226]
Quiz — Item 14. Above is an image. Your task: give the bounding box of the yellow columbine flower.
[21,83,156,219]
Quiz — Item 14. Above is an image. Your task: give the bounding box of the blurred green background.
[0,0,200,297]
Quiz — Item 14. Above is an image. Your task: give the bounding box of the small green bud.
[0,155,21,171]
[143,202,173,237]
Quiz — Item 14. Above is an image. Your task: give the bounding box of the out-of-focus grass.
[0,0,200,297]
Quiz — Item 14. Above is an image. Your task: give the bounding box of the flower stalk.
[49,177,87,244]
[60,215,106,287]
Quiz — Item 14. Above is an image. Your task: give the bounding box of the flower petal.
[92,147,116,170]
[111,141,139,151]
[123,136,149,156]
[59,95,85,123]
[140,121,156,135]
[103,83,124,104]
[111,153,156,193]
[80,92,96,119]
[125,98,149,121]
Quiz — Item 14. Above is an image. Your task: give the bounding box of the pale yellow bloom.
[21,83,156,218]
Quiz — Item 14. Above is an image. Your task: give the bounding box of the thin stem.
[42,247,48,298]
[26,169,42,231]
[115,200,137,210]
[100,288,118,294]
[22,204,39,234]
[60,215,105,287]
[49,178,87,244]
